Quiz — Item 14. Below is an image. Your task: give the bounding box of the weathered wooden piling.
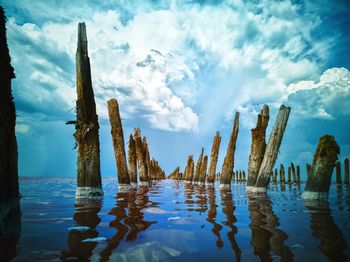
[134,128,148,186]
[127,135,137,186]
[335,161,341,184]
[199,156,208,184]
[184,155,194,182]
[306,163,311,176]
[221,112,239,187]
[302,135,340,199]
[142,137,151,180]
[272,168,278,183]
[296,165,300,183]
[250,105,291,192]
[107,99,130,189]
[247,105,269,187]
[243,171,246,182]
[287,166,291,184]
[0,6,19,203]
[345,158,349,185]
[74,22,102,197]
[207,132,221,184]
[193,148,204,183]
[280,164,285,183]
[291,163,296,183]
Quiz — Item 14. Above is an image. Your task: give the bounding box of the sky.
[2,0,350,180]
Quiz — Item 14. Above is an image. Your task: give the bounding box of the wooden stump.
[344,158,349,185]
[302,135,340,199]
[134,128,148,185]
[296,165,300,183]
[199,156,208,184]
[291,163,296,183]
[336,161,342,185]
[193,148,204,182]
[127,134,137,186]
[287,166,291,184]
[279,164,285,183]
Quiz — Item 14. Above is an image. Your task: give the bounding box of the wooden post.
[142,137,151,180]
[250,105,291,192]
[336,161,341,184]
[107,99,130,189]
[193,148,204,183]
[287,166,291,184]
[302,135,340,199]
[273,168,278,183]
[344,158,349,185]
[280,164,285,183]
[243,171,246,182]
[134,128,148,186]
[207,131,221,184]
[127,134,137,187]
[74,22,102,197]
[296,165,300,183]
[199,155,208,184]
[306,163,311,177]
[291,163,296,183]
[0,6,19,202]
[247,105,269,187]
[221,112,239,187]
[185,155,194,182]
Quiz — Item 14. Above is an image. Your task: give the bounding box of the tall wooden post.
[128,134,137,187]
[107,99,130,189]
[221,112,239,187]
[74,22,102,197]
[134,128,148,186]
[247,105,269,187]
[207,132,221,184]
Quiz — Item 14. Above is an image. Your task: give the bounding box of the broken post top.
[77,22,88,55]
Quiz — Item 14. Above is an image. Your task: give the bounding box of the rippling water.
[4,178,350,261]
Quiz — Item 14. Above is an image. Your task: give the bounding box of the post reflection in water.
[247,193,293,261]
[220,188,241,261]
[61,198,102,261]
[304,199,348,261]
[206,186,223,249]
[99,187,156,261]
[0,200,21,262]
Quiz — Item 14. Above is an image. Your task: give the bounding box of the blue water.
[7,178,350,261]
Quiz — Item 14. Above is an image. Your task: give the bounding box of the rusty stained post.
[207,131,221,185]
[127,134,137,187]
[74,22,102,197]
[335,161,341,184]
[107,99,130,190]
[247,105,269,187]
[344,158,349,185]
[199,155,208,184]
[279,164,285,183]
[302,135,340,199]
[296,165,300,183]
[250,105,291,192]
[193,148,204,183]
[221,112,239,187]
[134,128,148,186]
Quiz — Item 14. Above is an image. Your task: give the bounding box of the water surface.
[6,178,350,261]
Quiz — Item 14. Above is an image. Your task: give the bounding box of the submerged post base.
[301,191,329,200]
[75,187,103,198]
[118,184,131,191]
[246,186,267,193]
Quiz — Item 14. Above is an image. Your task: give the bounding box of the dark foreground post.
[0,7,21,261]
[247,105,269,187]
[207,132,221,184]
[221,112,239,187]
[107,99,130,190]
[249,105,291,192]
[302,135,339,199]
[345,158,349,185]
[74,22,102,197]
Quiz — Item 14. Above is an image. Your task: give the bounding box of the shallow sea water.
[6,178,350,261]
